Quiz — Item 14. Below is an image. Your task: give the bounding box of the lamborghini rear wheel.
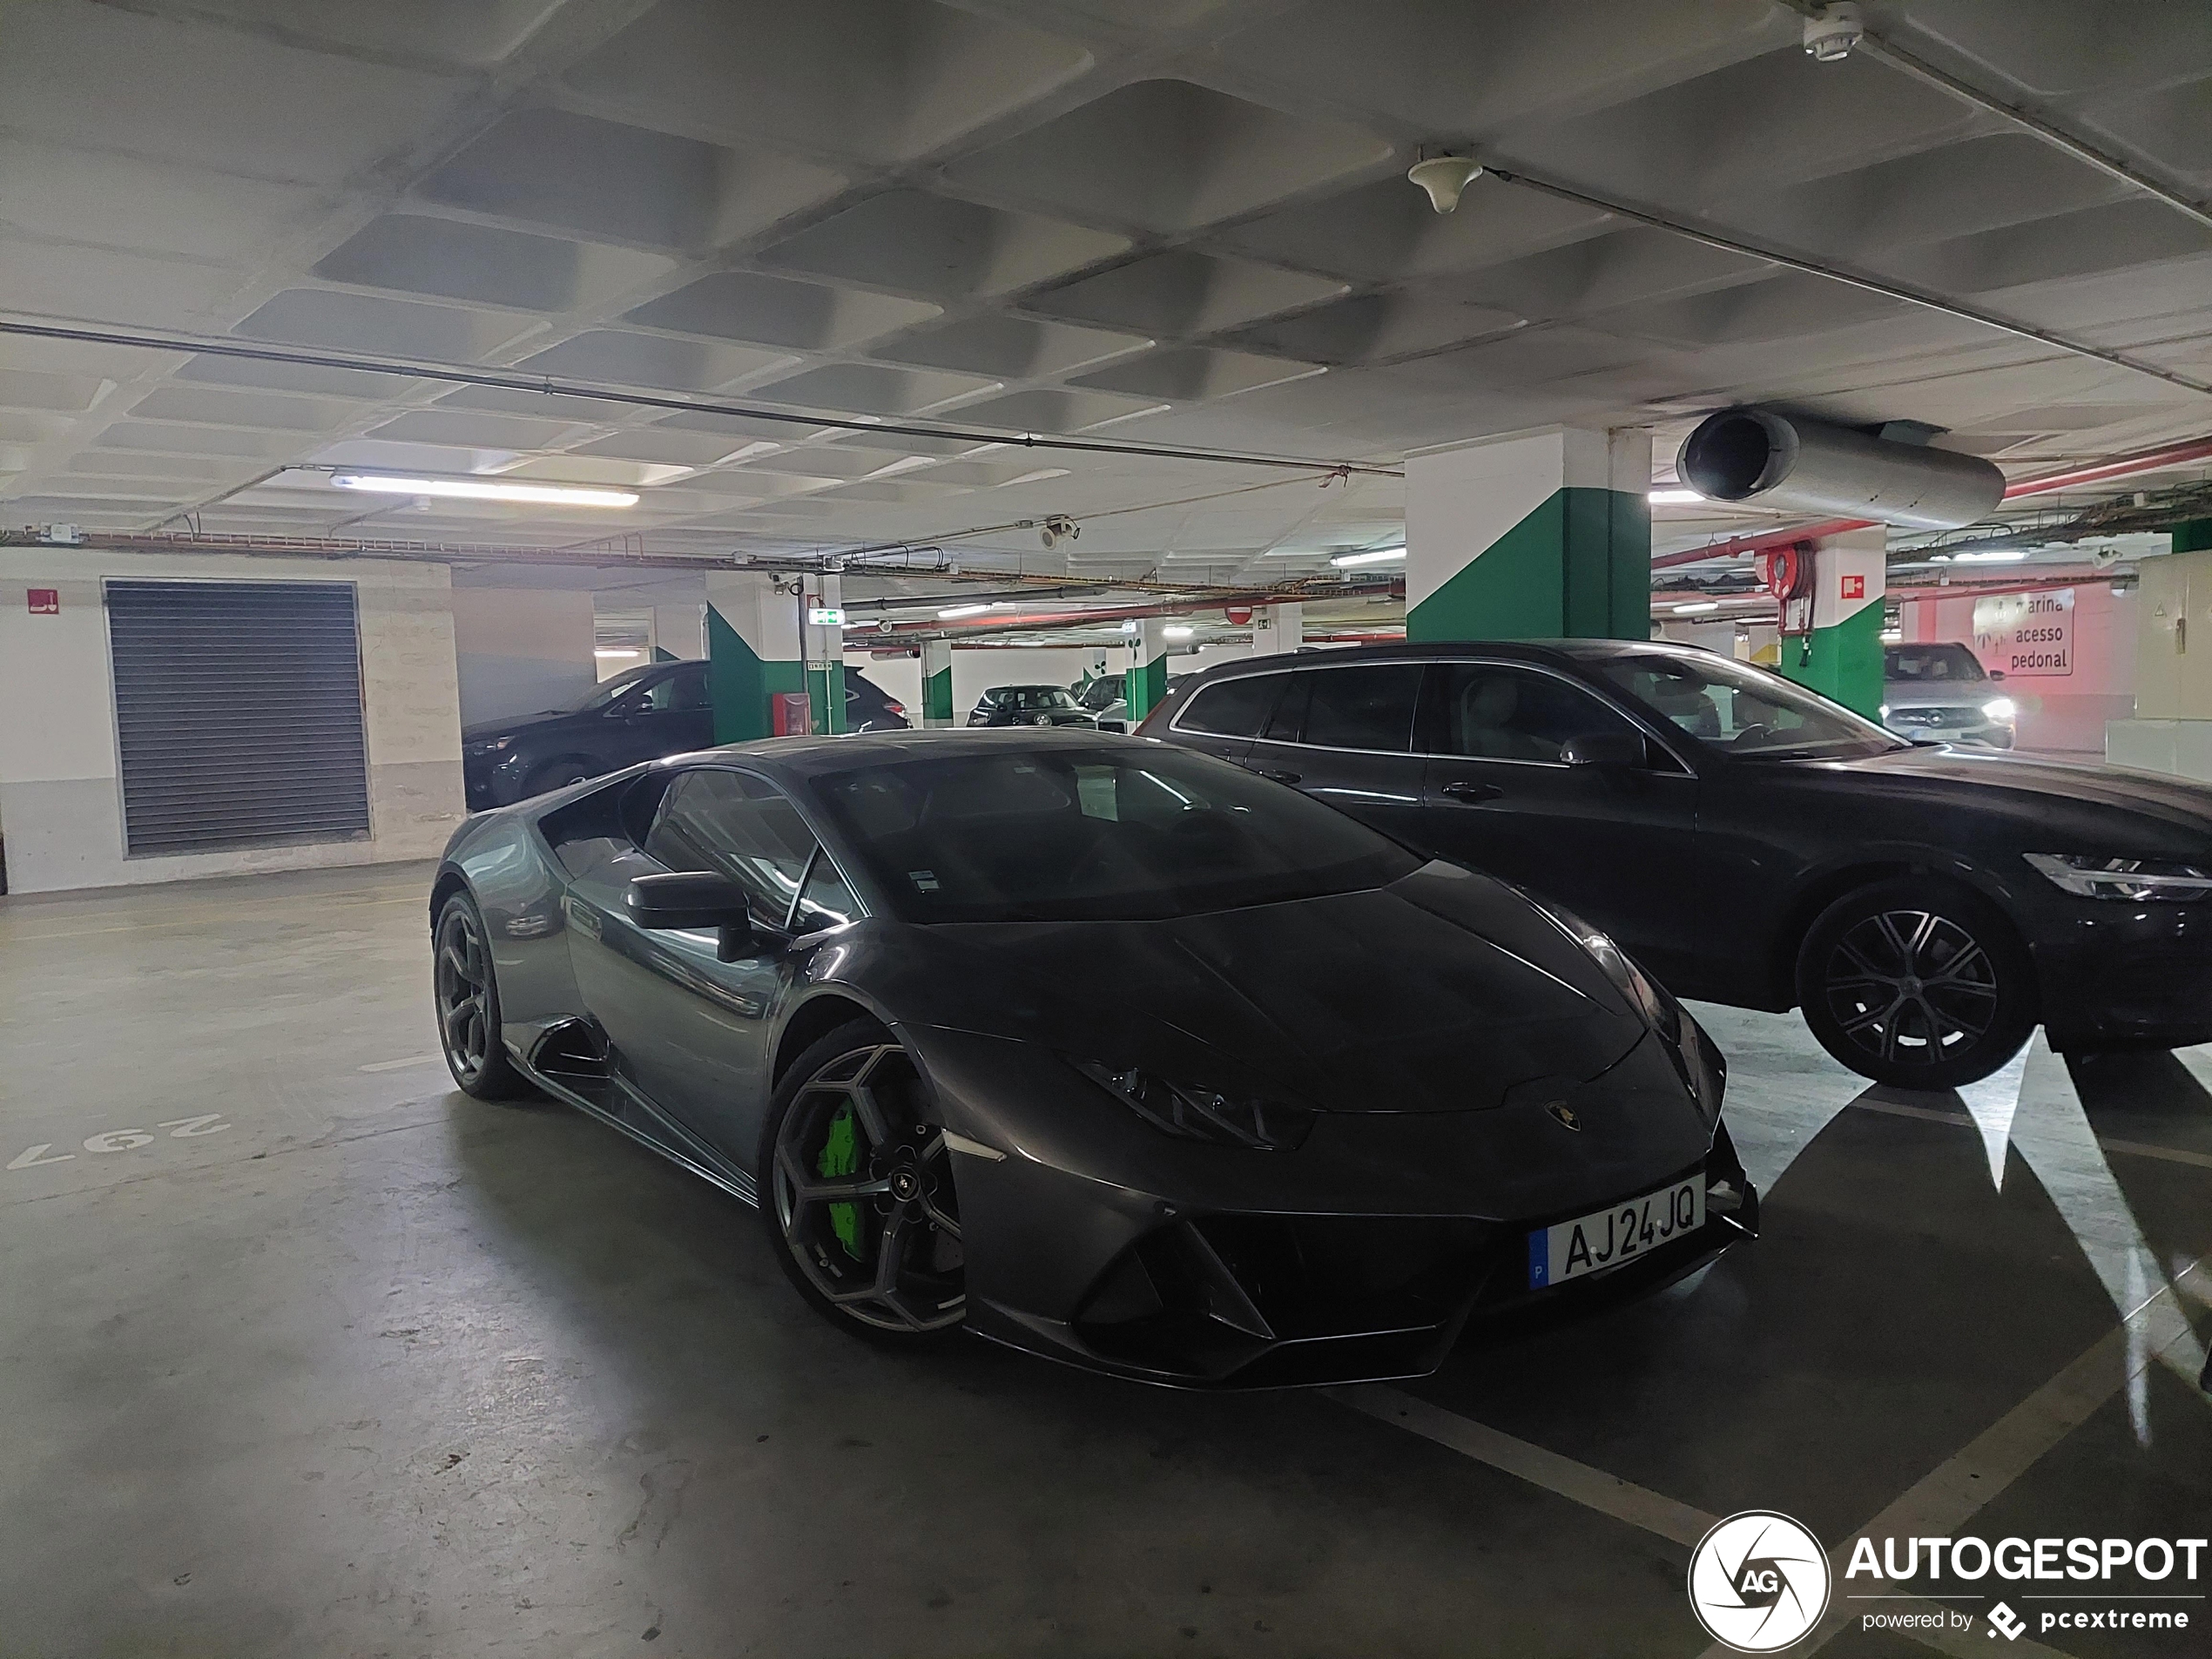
[760,1021,964,1344]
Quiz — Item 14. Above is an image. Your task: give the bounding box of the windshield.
[1885,643,1986,685]
[808,745,1420,922]
[1076,677,1123,711]
[1597,652,1906,761]
[568,664,658,712]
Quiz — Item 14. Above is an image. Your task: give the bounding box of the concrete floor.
[2,863,2208,1659]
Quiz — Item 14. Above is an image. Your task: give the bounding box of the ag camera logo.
[1689,1511,1831,1652]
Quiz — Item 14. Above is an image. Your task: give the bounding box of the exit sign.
[806,606,846,627]
[27,588,59,615]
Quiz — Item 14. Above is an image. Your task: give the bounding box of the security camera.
[1802,3,1862,61]
[1041,514,1078,550]
[1407,152,1483,215]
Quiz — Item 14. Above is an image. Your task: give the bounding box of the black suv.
[464,663,909,807]
[1143,639,2212,1088]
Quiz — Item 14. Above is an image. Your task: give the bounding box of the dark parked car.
[429,731,1754,1387]
[1143,640,2212,1089]
[464,660,711,810]
[463,662,908,806]
[968,684,1095,727]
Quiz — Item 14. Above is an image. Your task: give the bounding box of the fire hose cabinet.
[772,692,813,736]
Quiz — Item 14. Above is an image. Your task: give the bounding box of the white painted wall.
[0,551,464,894]
[452,586,596,726]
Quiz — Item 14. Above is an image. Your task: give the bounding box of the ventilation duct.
[1676,408,2005,530]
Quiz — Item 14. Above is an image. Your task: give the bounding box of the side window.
[1426,664,1640,763]
[1259,672,1310,744]
[643,770,816,927]
[1176,673,1284,738]
[1300,664,1422,752]
[792,851,860,932]
[664,663,709,711]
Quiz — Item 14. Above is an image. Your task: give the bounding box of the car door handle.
[1256,768,1301,785]
[1440,779,1503,803]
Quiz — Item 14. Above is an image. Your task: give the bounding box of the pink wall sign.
[1973,589,2074,677]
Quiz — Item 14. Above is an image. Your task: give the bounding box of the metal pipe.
[0,318,1402,479]
[1483,165,2212,400]
[1653,433,2212,569]
[1676,408,2005,529]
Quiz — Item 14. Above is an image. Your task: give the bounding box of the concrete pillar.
[1250,602,1302,656]
[651,604,704,661]
[921,638,954,728]
[1126,617,1170,723]
[1778,527,1885,717]
[705,572,804,742]
[801,572,846,734]
[1405,427,1650,642]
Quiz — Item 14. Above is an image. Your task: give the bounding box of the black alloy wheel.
[433,894,526,1098]
[1796,876,2034,1089]
[761,1022,963,1342]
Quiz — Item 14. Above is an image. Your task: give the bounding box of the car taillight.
[885,701,904,714]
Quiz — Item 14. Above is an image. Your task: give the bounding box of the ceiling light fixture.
[329,473,639,508]
[1672,601,1722,614]
[1649,488,1704,505]
[594,647,643,658]
[1163,624,1195,640]
[1329,546,1407,568]
[938,603,991,619]
[1930,550,2028,563]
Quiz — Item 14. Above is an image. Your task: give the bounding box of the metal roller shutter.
[107,580,373,855]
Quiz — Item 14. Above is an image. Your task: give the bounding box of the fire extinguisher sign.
[1840,574,1865,600]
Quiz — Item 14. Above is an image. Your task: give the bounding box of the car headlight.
[1981,698,2016,722]
[2024,853,2212,900]
[1526,897,1679,1042]
[1069,1059,1314,1151]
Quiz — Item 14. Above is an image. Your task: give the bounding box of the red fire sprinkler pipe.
[1651,434,2212,570]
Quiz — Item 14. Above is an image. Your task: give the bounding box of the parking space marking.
[1854,1097,2212,1172]
[359,1054,442,1074]
[1327,1384,1716,1546]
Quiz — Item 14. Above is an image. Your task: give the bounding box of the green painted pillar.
[1125,617,1170,724]
[921,638,954,727]
[1406,428,1651,642]
[705,572,804,742]
[2172,518,2212,555]
[1779,529,1886,718]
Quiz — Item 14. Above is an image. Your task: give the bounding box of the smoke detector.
[1803,3,1863,61]
[1407,152,1483,214]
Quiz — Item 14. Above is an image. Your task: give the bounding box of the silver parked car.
[1880,642,2014,748]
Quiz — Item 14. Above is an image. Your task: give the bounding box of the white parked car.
[1880,642,2014,748]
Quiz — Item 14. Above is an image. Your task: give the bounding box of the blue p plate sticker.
[1527,1229,1549,1288]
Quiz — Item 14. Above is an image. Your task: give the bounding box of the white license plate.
[1527,1177,1704,1289]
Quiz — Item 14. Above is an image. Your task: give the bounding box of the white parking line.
[1328,1246,2209,1659]
[1854,1096,2212,1172]
[358,1054,442,1074]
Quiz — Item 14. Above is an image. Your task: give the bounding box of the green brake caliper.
[818,1104,862,1260]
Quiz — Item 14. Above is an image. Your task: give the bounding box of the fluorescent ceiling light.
[1931,549,2027,563]
[1329,546,1406,568]
[1671,600,1721,614]
[938,603,991,618]
[1163,624,1195,639]
[330,472,639,508]
[594,647,643,658]
[1649,488,1704,505]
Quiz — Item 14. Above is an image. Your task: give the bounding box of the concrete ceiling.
[2,0,2209,587]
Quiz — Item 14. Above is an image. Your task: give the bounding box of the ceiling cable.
[1481,166,2212,399]
[0,317,1403,478]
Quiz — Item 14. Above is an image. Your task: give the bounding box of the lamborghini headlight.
[1069,1059,1314,1151]
[2025,853,2212,901]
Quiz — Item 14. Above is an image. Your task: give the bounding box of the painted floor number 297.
[7,1115,232,1171]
